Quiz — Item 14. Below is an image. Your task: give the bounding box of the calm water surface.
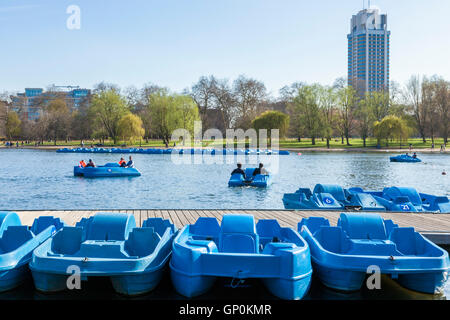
[0,149,448,210]
[0,270,447,300]
[0,148,448,300]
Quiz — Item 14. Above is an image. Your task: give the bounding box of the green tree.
[289,84,323,145]
[136,85,166,142]
[5,111,21,139]
[318,86,336,149]
[89,90,129,144]
[367,90,390,121]
[178,95,200,134]
[251,110,290,146]
[150,91,199,147]
[355,98,370,148]
[373,115,411,147]
[336,86,358,146]
[118,113,145,144]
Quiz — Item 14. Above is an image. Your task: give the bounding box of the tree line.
[0,74,448,147]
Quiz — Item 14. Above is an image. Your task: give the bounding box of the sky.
[1,0,450,97]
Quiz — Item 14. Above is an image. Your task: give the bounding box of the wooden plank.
[168,210,182,229]
[174,210,190,227]
[132,210,141,227]
[255,210,296,228]
[197,210,214,219]
[183,210,198,225]
[12,210,450,234]
[147,210,156,218]
[160,210,172,224]
[139,210,148,223]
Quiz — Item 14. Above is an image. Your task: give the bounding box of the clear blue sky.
[1,0,449,96]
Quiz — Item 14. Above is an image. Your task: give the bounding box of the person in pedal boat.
[85,159,96,167]
[253,163,268,176]
[231,163,246,179]
[126,156,134,168]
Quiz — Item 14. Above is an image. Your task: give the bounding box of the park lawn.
[279,138,447,149]
[6,137,446,149]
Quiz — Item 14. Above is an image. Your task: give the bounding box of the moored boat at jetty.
[30,212,176,295]
[348,186,450,213]
[298,213,450,294]
[283,184,450,213]
[170,214,312,300]
[282,184,386,211]
[0,212,65,292]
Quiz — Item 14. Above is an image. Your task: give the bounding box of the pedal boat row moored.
[283,184,450,213]
[59,147,290,156]
[0,212,448,297]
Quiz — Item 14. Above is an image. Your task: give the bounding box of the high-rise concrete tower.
[347,6,390,95]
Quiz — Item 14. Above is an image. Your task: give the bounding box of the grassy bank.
[279,138,447,150]
[1,137,448,151]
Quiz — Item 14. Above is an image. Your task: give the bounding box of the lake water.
[0,270,447,300]
[0,149,448,210]
[0,148,448,300]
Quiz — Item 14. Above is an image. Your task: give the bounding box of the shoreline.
[0,145,448,154]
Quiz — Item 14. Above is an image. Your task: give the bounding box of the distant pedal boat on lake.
[74,163,141,178]
[30,212,176,295]
[170,214,312,300]
[228,168,272,188]
[390,154,422,163]
[0,212,65,292]
[298,213,450,294]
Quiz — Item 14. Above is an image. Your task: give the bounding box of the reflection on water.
[0,149,448,210]
[0,269,447,301]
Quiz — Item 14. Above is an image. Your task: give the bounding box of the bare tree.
[232,75,267,129]
[210,78,236,132]
[404,75,428,142]
[190,76,217,131]
[433,78,449,144]
[93,82,121,94]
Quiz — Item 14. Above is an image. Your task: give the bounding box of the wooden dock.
[15,209,450,245]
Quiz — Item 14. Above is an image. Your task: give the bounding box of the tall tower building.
[347,6,390,96]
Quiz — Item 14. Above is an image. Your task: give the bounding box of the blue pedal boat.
[74,163,141,178]
[0,212,65,292]
[228,168,271,188]
[282,184,385,211]
[298,213,450,294]
[29,212,176,295]
[348,187,450,213]
[390,155,422,163]
[170,214,312,300]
